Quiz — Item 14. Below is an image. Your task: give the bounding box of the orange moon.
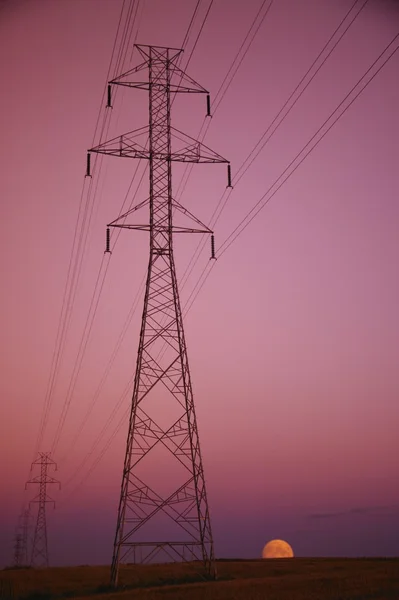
[262,539,294,558]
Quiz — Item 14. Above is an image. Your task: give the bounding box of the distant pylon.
[88,44,230,587]
[26,452,60,567]
[13,508,31,567]
[20,508,32,566]
[13,532,23,568]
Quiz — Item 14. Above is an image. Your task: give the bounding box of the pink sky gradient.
[0,0,399,566]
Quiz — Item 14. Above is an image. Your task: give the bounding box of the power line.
[50,158,148,458]
[213,0,274,113]
[174,0,275,201]
[218,30,399,256]
[227,0,370,191]
[57,271,146,465]
[182,0,214,71]
[63,403,130,503]
[62,375,134,492]
[32,0,142,459]
[90,0,132,147]
[48,4,145,457]
[176,0,370,299]
[181,0,202,49]
[34,175,95,458]
[183,29,399,314]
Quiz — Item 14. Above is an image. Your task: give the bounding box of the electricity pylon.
[13,508,31,567]
[13,533,23,568]
[88,44,230,587]
[26,452,60,567]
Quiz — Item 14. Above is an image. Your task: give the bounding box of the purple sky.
[0,0,399,567]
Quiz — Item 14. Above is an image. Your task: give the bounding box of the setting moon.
[262,539,294,558]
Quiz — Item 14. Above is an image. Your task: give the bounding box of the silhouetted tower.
[13,532,23,568]
[20,508,32,566]
[13,508,31,567]
[26,453,60,567]
[88,45,230,586]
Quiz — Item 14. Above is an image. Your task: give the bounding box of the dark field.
[1,559,399,600]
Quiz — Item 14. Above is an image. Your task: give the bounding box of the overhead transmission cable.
[49,1,145,457]
[184,27,399,316]
[175,0,275,200]
[181,0,202,49]
[217,31,399,256]
[181,0,214,71]
[32,0,142,459]
[178,0,369,297]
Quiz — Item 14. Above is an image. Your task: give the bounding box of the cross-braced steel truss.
[89,45,229,587]
[26,452,60,567]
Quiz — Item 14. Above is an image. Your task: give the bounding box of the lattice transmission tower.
[20,508,32,566]
[13,533,23,568]
[87,45,230,586]
[26,452,60,567]
[13,508,31,567]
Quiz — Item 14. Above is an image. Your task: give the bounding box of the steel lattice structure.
[13,533,23,568]
[88,45,229,586]
[26,452,60,567]
[13,508,31,567]
[20,508,31,566]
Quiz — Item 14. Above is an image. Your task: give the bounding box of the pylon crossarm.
[110,44,209,95]
[172,199,213,233]
[108,197,150,226]
[89,128,227,164]
[26,476,60,486]
[29,494,55,505]
[110,59,149,82]
[110,224,210,233]
[111,65,208,94]
[171,127,228,163]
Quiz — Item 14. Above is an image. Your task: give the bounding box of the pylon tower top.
[106,44,209,94]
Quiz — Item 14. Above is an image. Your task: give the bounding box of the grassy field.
[1,559,399,600]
